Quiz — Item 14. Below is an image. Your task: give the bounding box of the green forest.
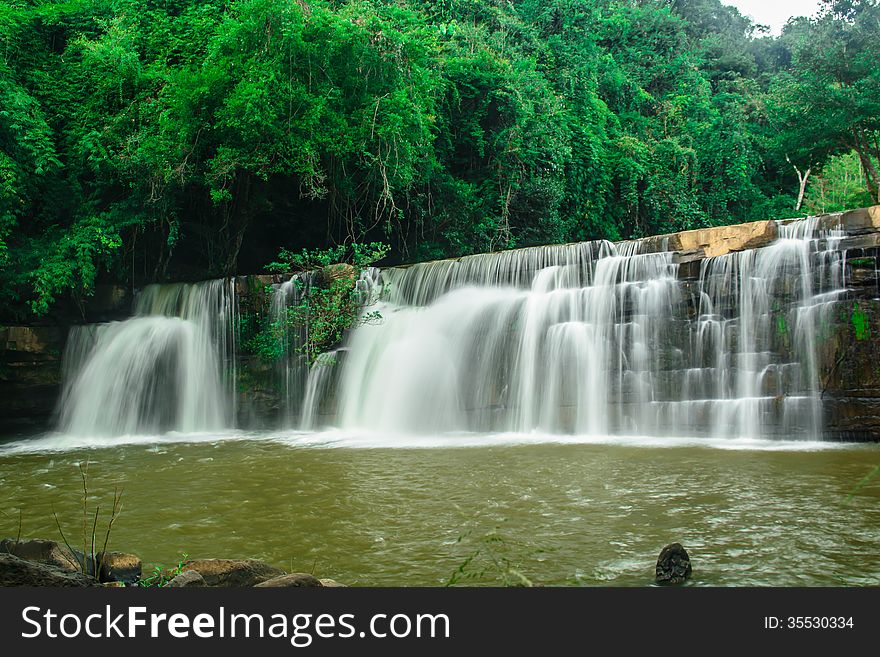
[1,0,878,321]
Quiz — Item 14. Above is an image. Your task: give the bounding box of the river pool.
[1,432,878,586]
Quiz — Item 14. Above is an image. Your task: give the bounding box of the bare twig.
[98,487,124,578]
[90,505,100,580]
[15,508,22,549]
[79,459,90,574]
[847,464,880,503]
[51,505,78,571]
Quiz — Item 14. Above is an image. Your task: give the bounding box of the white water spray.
[54,216,850,442]
[331,219,845,438]
[57,280,236,436]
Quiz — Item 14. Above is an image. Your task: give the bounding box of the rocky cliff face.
[0,326,66,434]
[665,207,880,441]
[0,285,131,435]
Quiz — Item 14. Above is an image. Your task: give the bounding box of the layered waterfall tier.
[57,280,237,436]
[319,217,845,438]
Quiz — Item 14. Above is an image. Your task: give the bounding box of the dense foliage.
[256,241,387,363]
[1,0,879,320]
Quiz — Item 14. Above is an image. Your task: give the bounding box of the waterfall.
[52,214,851,441]
[336,243,683,434]
[300,350,342,430]
[266,273,316,424]
[57,280,236,437]
[332,218,846,438]
[695,218,846,439]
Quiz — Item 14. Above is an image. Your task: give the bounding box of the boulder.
[839,205,880,234]
[95,551,141,585]
[318,578,347,587]
[167,570,207,588]
[673,220,777,258]
[0,553,99,587]
[321,263,356,285]
[655,543,692,585]
[254,573,322,588]
[0,538,79,572]
[180,559,286,587]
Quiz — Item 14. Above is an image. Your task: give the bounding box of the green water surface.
[1,437,878,586]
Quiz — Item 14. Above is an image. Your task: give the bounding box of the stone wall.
[818,298,880,440]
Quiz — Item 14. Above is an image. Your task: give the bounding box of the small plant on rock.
[138,553,190,587]
[251,242,389,364]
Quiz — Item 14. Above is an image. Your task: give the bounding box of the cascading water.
[52,215,851,442]
[300,350,342,430]
[57,280,237,436]
[327,217,846,438]
[336,244,684,434]
[691,218,846,439]
[692,218,847,439]
[266,272,316,424]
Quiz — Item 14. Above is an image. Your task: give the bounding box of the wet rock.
[318,578,347,587]
[167,570,207,588]
[96,551,141,585]
[839,205,880,234]
[655,543,692,585]
[254,573,323,588]
[0,553,99,587]
[321,263,356,285]
[181,559,286,587]
[651,220,777,259]
[0,327,66,433]
[0,538,79,572]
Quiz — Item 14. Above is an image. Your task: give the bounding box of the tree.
[768,0,880,202]
[1,0,877,321]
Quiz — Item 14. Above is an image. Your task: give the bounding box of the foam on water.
[1,428,866,457]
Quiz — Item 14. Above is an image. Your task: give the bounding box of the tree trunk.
[225,221,249,277]
[851,129,880,202]
[786,155,812,212]
[218,174,254,277]
[795,167,811,212]
[854,150,880,202]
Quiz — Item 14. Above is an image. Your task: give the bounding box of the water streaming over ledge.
[57,280,237,436]
[56,216,850,441]
[326,218,846,438]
